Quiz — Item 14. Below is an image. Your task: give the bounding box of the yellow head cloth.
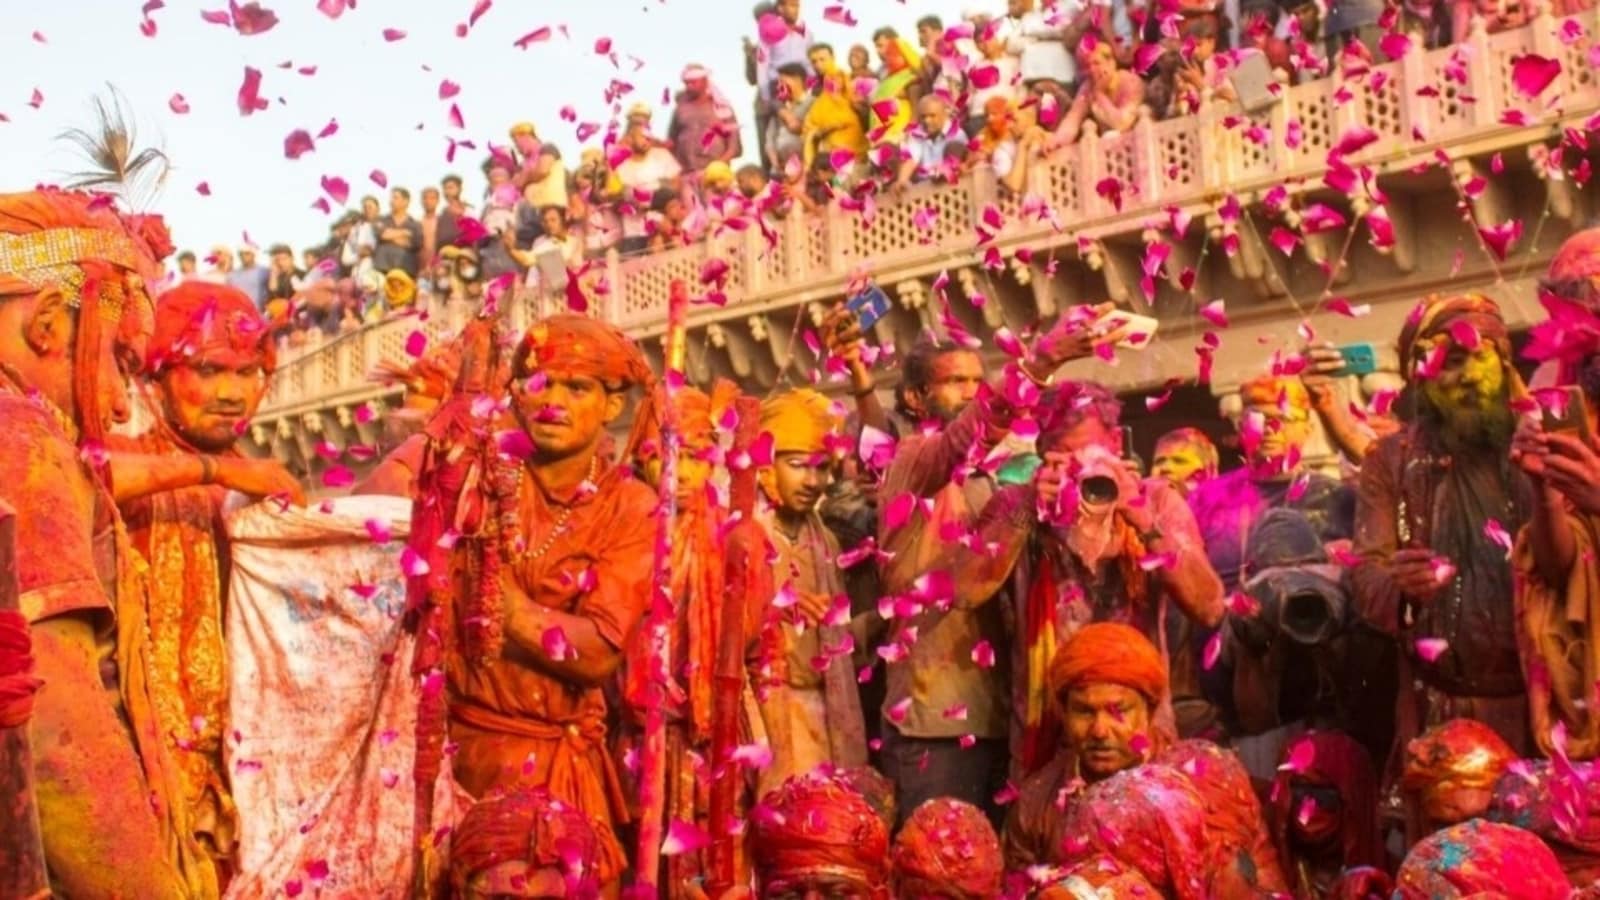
[761,388,839,455]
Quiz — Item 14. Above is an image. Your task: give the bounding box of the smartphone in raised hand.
[845,285,892,331]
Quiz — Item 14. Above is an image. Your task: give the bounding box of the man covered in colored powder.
[949,381,1223,769]
[108,280,303,872]
[1155,738,1291,896]
[1351,295,1536,768]
[1269,730,1388,898]
[0,188,216,896]
[1150,426,1219,499]
[437,315,658,894]
[748,388,869,792]
[1002,622,1171,868]
[748,768,891,899]
[1393,819,1570,900]
[618,379,741,896]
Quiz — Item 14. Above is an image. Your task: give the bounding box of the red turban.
[1056,764,1211,900]
[1156,740,1289,894]
[1394,819,1570,900]
[1049,621,1168,707]
[892,799,1003,900]
[147,281,275,375]
[1489,759,1600,859]
[449,787,600,897]
[511,314,657,460]
[1402,718,1518,797]
[1545,227,1600,303]
[1270,730,1384,874]
[751,770,890,893]
[1040,854,1160,898]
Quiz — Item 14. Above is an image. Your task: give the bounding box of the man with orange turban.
[748,388,869,794]
[417,314,658,893]
[0,188,219,896]
[749,769,891,898]
[104,281,303,873]
[618,378,741,896]
[891,798,1004,899]
[1401,718,1517,837]
[1351,295,1535,797]
[1003,621,1170,869]
[450,786,601,898]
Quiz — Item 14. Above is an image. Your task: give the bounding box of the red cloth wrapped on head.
[1054,764,1211,900]
[751,769,890,896]
[146,281,275,375]
[449,786,601,897]
[1270,730,1384,874]
[1155,739,1289,894]
[1394,819,1570,900]
[1544,227,1600,304]
[1048,621,1168,708]
[892,798,1003,900]
[1402,718,1518,807]
[1040,854,1161,899]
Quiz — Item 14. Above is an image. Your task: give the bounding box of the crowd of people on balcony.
[168,0,1589,346]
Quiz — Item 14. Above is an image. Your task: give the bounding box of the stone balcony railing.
[254,11,1600,428]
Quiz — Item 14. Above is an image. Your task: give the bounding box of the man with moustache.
[1351,294,1536,770]
[109,280,303,872]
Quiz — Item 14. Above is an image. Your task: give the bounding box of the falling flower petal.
[438,79,460,100]
[382,27,407,41]
[316,0,349,18]
[399,546,430,577]
[320,175,349,205]
[513,26,553,48]
[661,819,712,856]
[321,464,354,488]
[1479,219,1523,261]
[1279,738,1316,773]
[237,67,267,116]
[168,93,190,114]
[1512,53,1562,100]
[542,625,576,660]
[1414,637,1449,663]
[231,2,280,35]
[283,129,315,160]
[1202,631,1223,670]
[370,169,388,188]
[1332,124,1379,156]
[1200,299,1228,328]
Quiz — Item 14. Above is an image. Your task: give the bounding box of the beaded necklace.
[515,453,599,566]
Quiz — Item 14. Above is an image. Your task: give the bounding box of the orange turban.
[147,281,275,375]
[512,314,657,459]
[1402,718,1517,797]
[450,787,600,897]
[1048,621,1168,707]
[638,378,740,458]
[1239,374,1311,413]
[1041,855,1160,899]
[892,799,1003,900]
[752,770,890,893]
[760,388,839,455]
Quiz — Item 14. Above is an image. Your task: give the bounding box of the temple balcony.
[247,11,1600,476]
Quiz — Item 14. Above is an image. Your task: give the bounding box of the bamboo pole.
[0,502,49,898]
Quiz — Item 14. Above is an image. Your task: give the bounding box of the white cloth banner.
[223,496,452,899]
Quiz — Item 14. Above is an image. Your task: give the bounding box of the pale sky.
[0,0,982,258]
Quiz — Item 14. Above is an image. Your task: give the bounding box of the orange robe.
[2,382,215,898]
[445,461,655,887]
[110,427,237,862]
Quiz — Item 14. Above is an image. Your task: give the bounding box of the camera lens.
[1080,475,1119,505]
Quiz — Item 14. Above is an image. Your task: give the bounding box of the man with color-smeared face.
[1151,427,1219,498]
[1351,295,1536,826]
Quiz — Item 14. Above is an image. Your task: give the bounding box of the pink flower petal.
[369,169,388,188]
[1479,219,1523,261]
[971,639,996,669]
[513,26,552,48]
[283,129,316,160]
[315,0,348,19]
[1414,637,1449,663]
[168,93,190,115]
[1512,53,1562,100]
[236,66,267,116]
[438,79,460,100]
[541,625,576,660]
[320,175,349,205]
[660,819,711,856]
[382,27,407,41]
[321,464,354,488]
[399,546,430,577]
[1279,738,1316,773]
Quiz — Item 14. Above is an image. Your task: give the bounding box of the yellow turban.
[384,269,417,308]
[1239,375,1310,413]
[760,388,838,455]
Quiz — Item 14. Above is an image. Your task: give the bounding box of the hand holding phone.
[1542,385,1593,445]
[845,285,892,331]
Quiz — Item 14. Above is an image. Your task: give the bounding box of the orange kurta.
[111,426,237,861]
[445,461,656,886]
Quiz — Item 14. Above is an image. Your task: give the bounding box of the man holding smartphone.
[1351,294,1535,844]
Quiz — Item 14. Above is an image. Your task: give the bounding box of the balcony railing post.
[605,248,623,324]
[742,222,766,294]
[825,197,851,272]
[1133,114,1160,206]
[1466,20,1497,126]
[1080,127,1107,217]
[969,164,997,228]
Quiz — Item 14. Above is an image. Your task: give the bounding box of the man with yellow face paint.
[750,388,871,795]
[1351,294,1535,792]
[1151,427,1219,498]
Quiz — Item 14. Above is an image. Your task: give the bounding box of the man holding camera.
[1351,294,1535,787]
[946,380,1224,779]
[873,308,1126,827]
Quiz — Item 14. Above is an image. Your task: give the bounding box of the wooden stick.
[635,279,690,892]
[0,502,49,898]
